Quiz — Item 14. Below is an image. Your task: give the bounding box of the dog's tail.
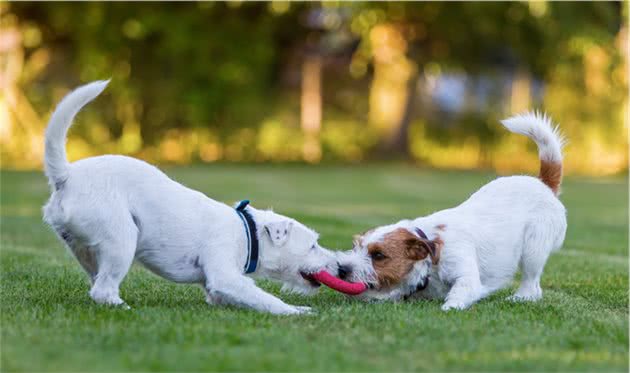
[500,112,565,195]
[44,80,109,189]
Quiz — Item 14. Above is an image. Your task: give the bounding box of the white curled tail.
[500,112,566,195]
[44,80,109,189]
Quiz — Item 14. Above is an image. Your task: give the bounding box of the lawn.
[1,164,628,372]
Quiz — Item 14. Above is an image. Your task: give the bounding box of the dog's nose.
[337,264,352,280]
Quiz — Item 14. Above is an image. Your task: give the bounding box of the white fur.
[341,113,567,311]
[501,111,565,164]
[42,81,338,315]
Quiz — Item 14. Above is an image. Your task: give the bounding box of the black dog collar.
[414,227,429,239]
[235,200,259,274]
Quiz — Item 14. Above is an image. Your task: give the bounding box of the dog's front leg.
[441,276,485,311]
[440,250,486,311]
[206,272,313,315]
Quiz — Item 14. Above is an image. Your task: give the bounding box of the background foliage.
[1,2,627,174]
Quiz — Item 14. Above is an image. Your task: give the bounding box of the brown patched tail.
[501,112,565,196]
[539,160,563,195]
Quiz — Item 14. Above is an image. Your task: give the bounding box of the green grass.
[1,164,628,372]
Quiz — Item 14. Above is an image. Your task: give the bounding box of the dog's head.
[336,222,442,301]
[254,209,339,295]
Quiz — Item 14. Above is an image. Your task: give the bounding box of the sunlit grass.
[1,165,628,371]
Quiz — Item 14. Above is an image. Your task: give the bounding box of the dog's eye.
[371,251,387,261]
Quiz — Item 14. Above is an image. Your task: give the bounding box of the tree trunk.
[300,54,322,163]
[380,74,418,158]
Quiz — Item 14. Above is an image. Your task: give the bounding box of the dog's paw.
[272,305,315,315]
[89,288,129,308]
[118,302,131,310]
[441,301,467,311]
[293,306,315,315]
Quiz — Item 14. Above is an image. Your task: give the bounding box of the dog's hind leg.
[72,245,98,285]
[507,248,549,302]
[52,226,98,284]
[88,216,137,308]
[46,199,99,284]
[507,252,548,302]
[508,218,564,302]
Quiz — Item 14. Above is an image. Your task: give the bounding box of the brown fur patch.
[427,236,443,265]
[539,160,562,195]
[367,228,442,289]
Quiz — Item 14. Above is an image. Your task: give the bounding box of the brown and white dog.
[337,113,567,310]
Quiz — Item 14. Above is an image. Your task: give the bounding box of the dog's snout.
[337,264,352,280]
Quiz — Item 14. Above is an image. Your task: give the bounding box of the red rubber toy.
[310,270,368,295]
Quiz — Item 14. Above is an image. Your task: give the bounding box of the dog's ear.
[264,220,293,247]
[404,235,441,265]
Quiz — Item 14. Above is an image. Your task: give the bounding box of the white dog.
[337,112,567,311]
[43,80,340,315]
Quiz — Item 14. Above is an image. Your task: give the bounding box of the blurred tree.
[345,2,624,160]
[1,1,626,175]
[6,2,287,158]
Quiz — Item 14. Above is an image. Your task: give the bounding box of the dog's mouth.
[300,272,322,288]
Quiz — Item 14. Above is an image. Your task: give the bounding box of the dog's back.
[41,81,229,288]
